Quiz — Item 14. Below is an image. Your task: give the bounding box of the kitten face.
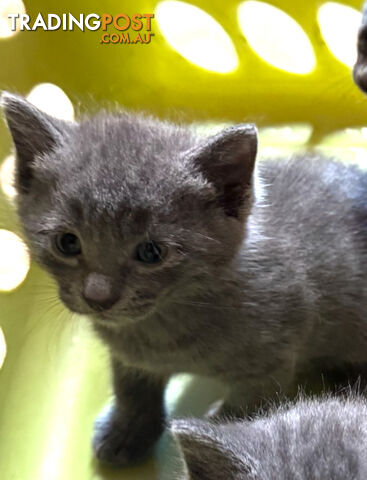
[1,93,257,326]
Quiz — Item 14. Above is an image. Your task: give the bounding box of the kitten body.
[172,396,367,480]
[2,94,367,464]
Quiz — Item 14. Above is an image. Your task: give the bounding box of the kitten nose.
[83,273,120,311]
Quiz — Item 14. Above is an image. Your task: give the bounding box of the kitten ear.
[190,124,257,218]
[171,418,255,480]
[353,1,367,93]
[1,92,73,193]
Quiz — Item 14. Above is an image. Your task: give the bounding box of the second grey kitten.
[2,94,367,466]
[172,395,367,480]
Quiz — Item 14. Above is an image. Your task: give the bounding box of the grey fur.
[172,396,367,480]
[2,93,367,466]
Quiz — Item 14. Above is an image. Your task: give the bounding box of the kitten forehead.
[49,111,204,212]
[69,111,197,171]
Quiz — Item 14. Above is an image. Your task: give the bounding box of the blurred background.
[0,0,367,479]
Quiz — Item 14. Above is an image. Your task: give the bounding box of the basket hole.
[318,2,361,68]
[156,0,238,73]
[238,1,315,74]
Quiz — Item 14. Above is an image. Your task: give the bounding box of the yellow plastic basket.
[0,1,366,478]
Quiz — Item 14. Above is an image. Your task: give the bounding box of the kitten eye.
[136,241,166,264]
[55,233,82,256]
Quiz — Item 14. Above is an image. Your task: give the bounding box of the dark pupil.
[58,233,81,256]
[137,242,161,264]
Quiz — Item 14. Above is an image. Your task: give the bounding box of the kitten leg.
[92,357,167,466]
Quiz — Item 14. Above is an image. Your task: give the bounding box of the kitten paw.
[92,403,163,467]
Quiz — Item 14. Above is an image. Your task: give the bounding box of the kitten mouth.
[90,311,120,323]
[62,303,93,315]
[90,301,156,323]
[60,299,107,318]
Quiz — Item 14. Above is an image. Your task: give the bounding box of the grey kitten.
[172,395,367,480]
[2,93,367,467]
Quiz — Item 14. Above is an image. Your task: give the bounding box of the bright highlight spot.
[0,328,6,369]
[238,1,315,74]
[318,3,362,68]
[165,374,193,414]
[321,127,367,146]
[259,124,313,146]
[156,1,238,73]
[0,155,16,199]
[0,229,30,291]
[27,83,74,121]
[0,0,25,38]
[317,128,367,167]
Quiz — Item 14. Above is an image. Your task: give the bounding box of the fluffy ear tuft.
[189,124,257,219]
[171,418,254,480]
[1,91,72,193]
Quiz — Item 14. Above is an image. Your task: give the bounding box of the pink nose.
[83,273,120,311]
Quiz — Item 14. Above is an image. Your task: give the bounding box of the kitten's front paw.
[92,403,163,467]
